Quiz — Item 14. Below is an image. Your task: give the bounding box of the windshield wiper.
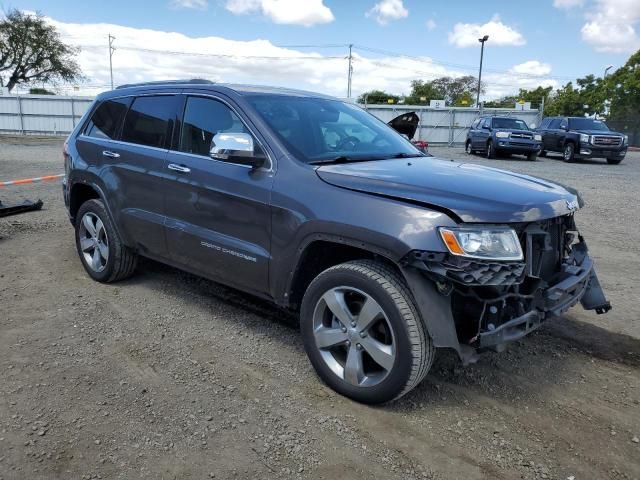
[310,152,425,165]
[392,152,426,158]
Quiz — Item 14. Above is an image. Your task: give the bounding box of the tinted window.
[548,118,561,129]
[559,118,568,129]
[539,118,550,129]
[122,96,176,148]
[492,118,529,130]
[568,118,610,131]
[248,95,421,163]
[85,98,130,140]
[483,118,491,128]
[180,96,249,156]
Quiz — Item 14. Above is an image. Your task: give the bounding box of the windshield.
[492,118,529,130]
[568,118,610,131]
[247,95,422,163]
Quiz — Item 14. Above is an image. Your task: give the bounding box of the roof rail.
[115,79,214,90]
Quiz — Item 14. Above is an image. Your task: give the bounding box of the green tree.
[29,87,55,95]
[0,10,82,92]
[357,89,400,105]
[404,79,442,104]
[607,50,640,120]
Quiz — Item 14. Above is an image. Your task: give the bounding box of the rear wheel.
[75,199,137,283]
[300,260,434,404]
[563,143,576,163]
[486,140,496,159]
[606,157,623,165]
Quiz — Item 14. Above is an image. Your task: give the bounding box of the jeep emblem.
[566,199,579,211]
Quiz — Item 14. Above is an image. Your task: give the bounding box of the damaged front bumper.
[401,219,611,362]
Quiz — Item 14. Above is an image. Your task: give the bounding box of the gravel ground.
[1,136,639,480]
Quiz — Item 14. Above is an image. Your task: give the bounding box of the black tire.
[465,140,473,155]
[539,149,547,157]
[486,140,496,159]
[526,152,538,161]
[75,199,137,283]
[606,157,623,165]
[563,143,576,163]
[300,260,434,404]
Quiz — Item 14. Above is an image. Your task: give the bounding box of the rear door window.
[122,95,177,149]
[85,98,131,140]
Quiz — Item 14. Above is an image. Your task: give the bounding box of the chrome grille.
[510,132,534,139]
[592,135,622,146]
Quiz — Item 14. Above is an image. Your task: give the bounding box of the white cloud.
[224,0,334,26]
[425,19,437,31]
[366,0,408,25]
[580,0,640,52]
[170,0,208,9]
[32,15,559,103]
[510,60,552,76]
[448,15,526,48]
[553,0,584,8]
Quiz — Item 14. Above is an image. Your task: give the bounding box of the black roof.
[106,79,336,100]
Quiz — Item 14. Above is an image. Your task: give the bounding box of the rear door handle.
[168,163,191,173]
[102,150,120,158]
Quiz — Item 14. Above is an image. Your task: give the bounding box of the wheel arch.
[68,177,125,243]
[284,236,401,311]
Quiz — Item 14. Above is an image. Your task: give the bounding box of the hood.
[387,112,419,140]
[316,157,581,223]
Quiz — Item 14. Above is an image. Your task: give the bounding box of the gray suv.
[63,80,611,404]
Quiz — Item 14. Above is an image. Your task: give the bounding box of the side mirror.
[210,132,266,168]
[560,124,568,131]
[482,125,491,130]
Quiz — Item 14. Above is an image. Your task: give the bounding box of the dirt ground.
[1,136,639,480]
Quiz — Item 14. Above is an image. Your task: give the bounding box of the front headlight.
[534,134,542,141]
[579,133,590,144]
[439,227,523,261]
[623,135,628,145]
[495,131,509,138]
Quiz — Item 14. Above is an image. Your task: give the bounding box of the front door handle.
[168,163,191,173]
[102,150,120,158]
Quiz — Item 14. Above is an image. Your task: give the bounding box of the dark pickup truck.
[537,116,628,164]
[63,80,611,404]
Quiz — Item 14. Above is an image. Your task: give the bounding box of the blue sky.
[6,0,638,98]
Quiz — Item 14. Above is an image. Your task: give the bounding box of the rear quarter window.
[85,98,131,140]
[121,95,177,149]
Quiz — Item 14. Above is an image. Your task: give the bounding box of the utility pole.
[108,34,116,90]
[476,35,489,108]
[347,44,353,99]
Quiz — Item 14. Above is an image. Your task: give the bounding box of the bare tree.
[0,10,82,92]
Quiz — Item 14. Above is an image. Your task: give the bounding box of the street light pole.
[476,35,489,108]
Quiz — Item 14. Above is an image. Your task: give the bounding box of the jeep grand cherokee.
[63,80,611,404]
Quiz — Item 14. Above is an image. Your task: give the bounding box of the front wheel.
[300,260,434,404]
[465,140,473,155]
[486,140,496,159]
[563,143,576,163]
[527,152,538,161]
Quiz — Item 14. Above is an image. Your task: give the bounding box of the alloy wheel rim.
[312,286,396,388]
[79,212,109,272]
[564,145,572,160]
